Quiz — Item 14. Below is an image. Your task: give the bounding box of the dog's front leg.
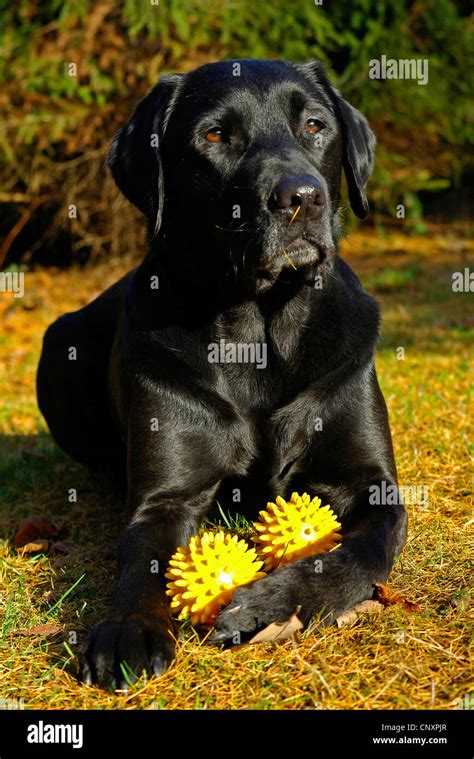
[82,378,253,690]
[81,484,218,690]
[210,480,407,642]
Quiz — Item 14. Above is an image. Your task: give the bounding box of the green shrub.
[0,0,471,264]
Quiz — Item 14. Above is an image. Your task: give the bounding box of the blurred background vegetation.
[0,0,472,267]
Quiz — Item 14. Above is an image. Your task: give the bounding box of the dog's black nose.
[270,175,325,221]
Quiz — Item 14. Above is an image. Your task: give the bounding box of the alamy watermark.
[369,481,429,509]
[27,721,83,749]
[208,339,267,369]
[452,268,473,292]
[455,693,473,710]
[0,697,25,709]
[369,55,429,86]
[0,270,24,298]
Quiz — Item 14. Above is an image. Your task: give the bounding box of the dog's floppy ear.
[296,61,376,219]
[108,73,183,232]
[328,86,376,218]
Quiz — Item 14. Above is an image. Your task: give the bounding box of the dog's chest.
[212,296,311,413]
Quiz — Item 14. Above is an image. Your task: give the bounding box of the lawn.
[0,226,472,710]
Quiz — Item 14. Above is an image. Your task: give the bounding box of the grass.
[0,226,472,710]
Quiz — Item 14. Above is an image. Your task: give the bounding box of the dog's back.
[36,272,132,470]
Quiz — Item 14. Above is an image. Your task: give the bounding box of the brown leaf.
[19,539,50,555]
[13,516,59,547]
[448,592,471,612]
[373,582,420,611]
[248,610,303,644]
[336,609,358,628]
[50,540,77,556]
[17,624,62,637]
[336,600,384,628]
[52,556,73,569]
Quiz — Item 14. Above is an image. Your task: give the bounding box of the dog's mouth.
[253,236,324,290]
[212,205,336,294]
[262,237,319,272]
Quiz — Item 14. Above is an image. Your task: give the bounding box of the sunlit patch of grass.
[202,502,254,540]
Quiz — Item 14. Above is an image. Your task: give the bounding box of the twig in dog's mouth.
[285,204,301,269]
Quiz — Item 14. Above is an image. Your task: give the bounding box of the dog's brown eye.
[305,118,325,134]
[205,128,223,143]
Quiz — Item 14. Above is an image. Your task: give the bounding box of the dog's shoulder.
[334,256,380,327]
[312,256,381,368]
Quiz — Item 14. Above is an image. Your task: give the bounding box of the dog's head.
[109,59,375,294]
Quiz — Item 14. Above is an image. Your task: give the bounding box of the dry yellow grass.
[0,227,472,709]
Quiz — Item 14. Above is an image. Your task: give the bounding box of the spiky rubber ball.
[253,492,342,570]
[165,531,266,625]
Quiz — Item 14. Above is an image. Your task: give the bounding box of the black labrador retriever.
[37,59,407,690]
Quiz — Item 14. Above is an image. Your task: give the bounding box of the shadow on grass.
[0,432,125,536]
[0,431,128,680]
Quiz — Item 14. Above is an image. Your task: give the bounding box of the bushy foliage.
[0,0,471,264]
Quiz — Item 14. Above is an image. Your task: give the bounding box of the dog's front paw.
[208,568,304,644]
[81,611,176,691]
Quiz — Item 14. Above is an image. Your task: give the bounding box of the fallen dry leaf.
[50,540,78,568]
[41,590,60,605]
[373,583,420,611]
[336,600,384,628]
[248,609,303,644]
[19,539,50,555]
[50,540,77,556]
[13,515,59,547]
[16,624,62,637]
[448,592,471,612]
[52,556,72,569]
[336,609,358,628]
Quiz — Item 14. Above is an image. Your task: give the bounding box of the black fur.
[36,59,407,690]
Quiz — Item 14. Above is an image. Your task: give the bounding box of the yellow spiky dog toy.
[166,493,342,625]
[165,531,266,625]
[253,492,342,570]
